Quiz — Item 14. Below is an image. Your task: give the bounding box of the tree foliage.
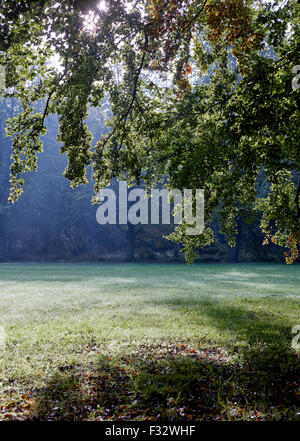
[0,0,299,263]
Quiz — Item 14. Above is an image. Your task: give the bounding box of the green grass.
[0,262,299,421]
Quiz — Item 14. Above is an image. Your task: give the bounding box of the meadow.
[0,262,299,421]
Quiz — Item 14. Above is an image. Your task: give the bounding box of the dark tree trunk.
[228,220,241,262]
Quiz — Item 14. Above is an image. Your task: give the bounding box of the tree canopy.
[0,0,299,263]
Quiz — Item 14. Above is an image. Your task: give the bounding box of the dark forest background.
[0,97,282,263]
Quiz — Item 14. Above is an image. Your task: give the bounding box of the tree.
[0,0,299,263]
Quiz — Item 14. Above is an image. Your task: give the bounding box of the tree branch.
[99,29,149,152]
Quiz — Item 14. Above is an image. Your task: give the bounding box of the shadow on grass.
[31,340,299,421]
[29,294,300,421]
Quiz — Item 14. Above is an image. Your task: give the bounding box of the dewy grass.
[0,263,299,421]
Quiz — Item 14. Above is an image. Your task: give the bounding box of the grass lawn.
[0,262,299,421]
